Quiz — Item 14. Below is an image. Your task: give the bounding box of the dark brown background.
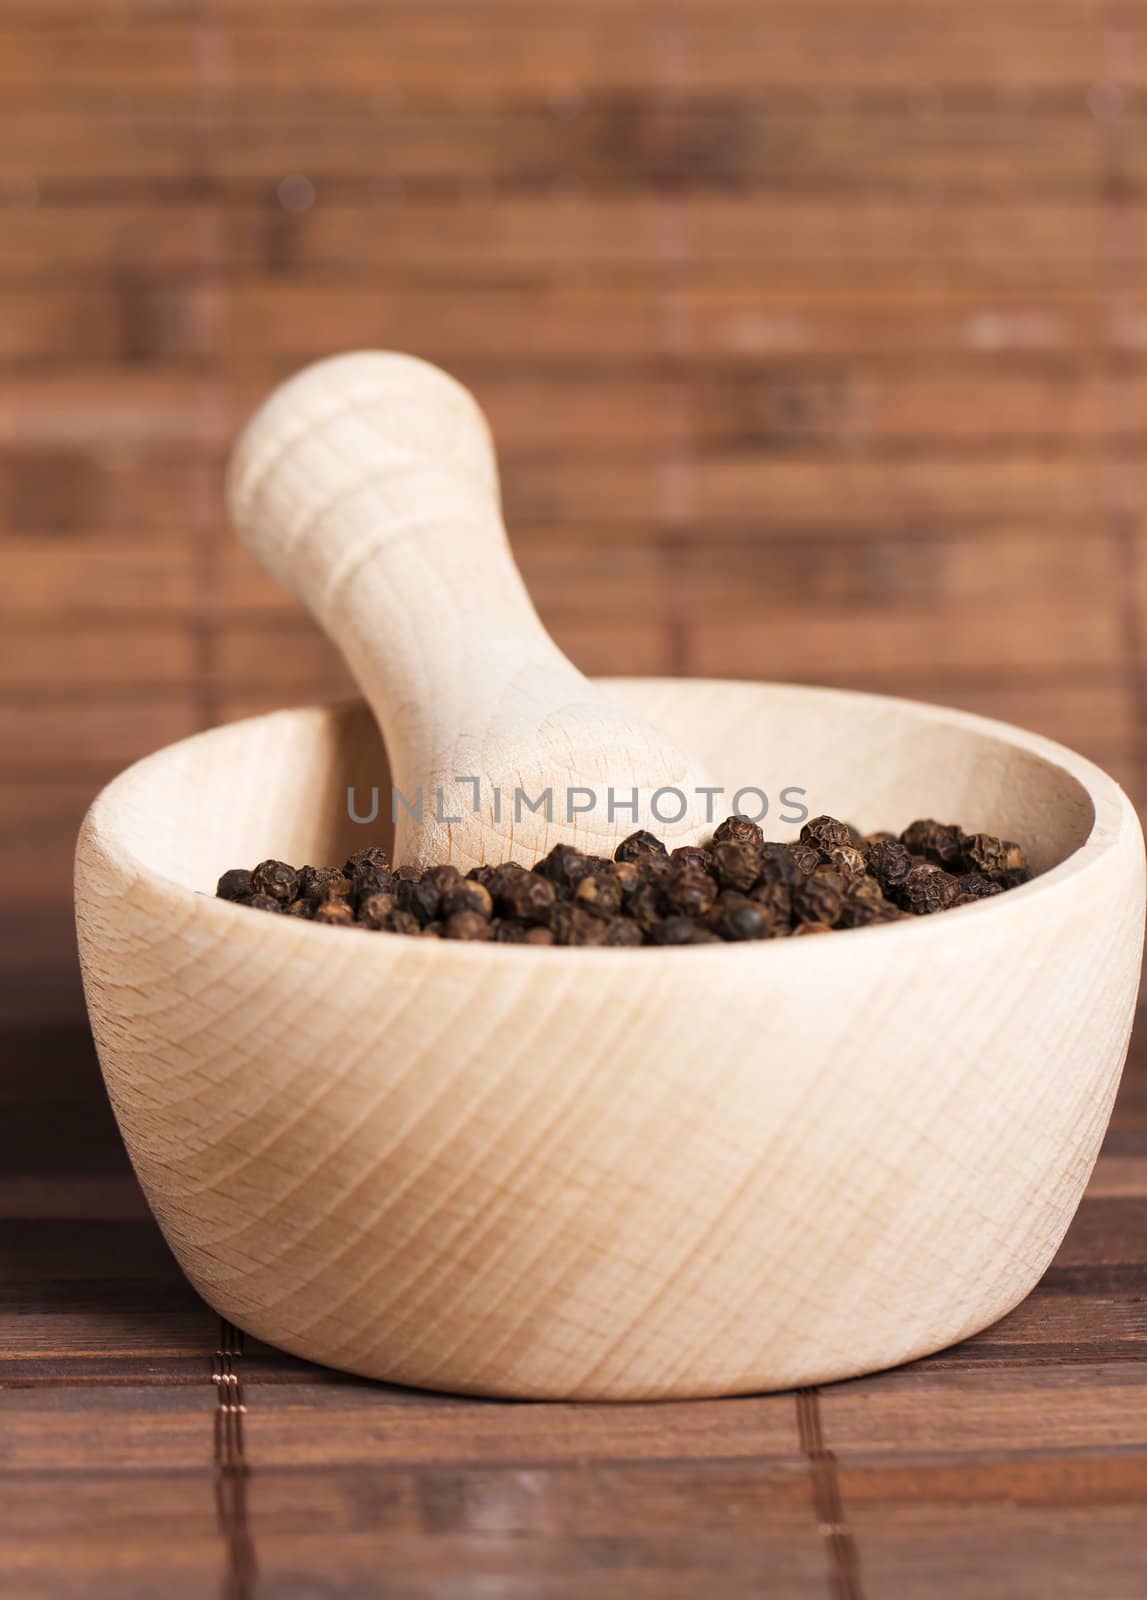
[3,4,1146,1597]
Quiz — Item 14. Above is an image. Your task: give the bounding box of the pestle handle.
[228,351,551,676]
[227,352,715,870]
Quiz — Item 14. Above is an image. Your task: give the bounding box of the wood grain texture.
[5,0,1147,1591]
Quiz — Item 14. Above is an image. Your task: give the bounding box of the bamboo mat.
[2,1012,1145,1597]
[2,1,1147,1593]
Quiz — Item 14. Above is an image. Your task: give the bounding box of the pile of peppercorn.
[215,814,1031,946]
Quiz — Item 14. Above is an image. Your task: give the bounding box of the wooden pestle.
[227,352,717,871]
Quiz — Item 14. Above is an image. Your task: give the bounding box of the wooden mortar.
[75,683,1144,1400]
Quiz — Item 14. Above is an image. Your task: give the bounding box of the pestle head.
[227,352,720,871]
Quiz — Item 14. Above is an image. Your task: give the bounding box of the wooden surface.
[3,0,1147,1592]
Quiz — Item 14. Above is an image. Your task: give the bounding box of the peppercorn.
[625,881,665,933]
[670,845,713,873]
[536,843,593,890]
[900,864,960,915]
[574,869,624,918]
[489,863,557,923]
[650,914,704,945]
[640,848,672,880]
[313,897,356,927]
[443,879,494,920]
[358,890,398,928]
[614,830,668,865]
[298,864,344,901]
[345,845,390,876]
[664,862,718,917]
[612,860,643,897]
[425,864,463,899]
[866,839,912,890]
[855,901,906,927]
[550,903,612,946]
[899,820,933,856]
[848,874,886,906]
[218,810,1033,945]
[317,868,357,901]
[800,816,853,855]
[251,859,299,904]
[243,892,284,914]
[841,881,900,927]
[710,898,772,941]
[787,842,823,876]
[712,816,764,849]
[396,874,442,926]
[901,819,964,869]
[749,879,792,924]
[874,902,908,923]
[794,867,846,927]
[955,873,1002,900]
[757,844,804,887]
[824,842,868,880]
[960,833,1008,880]
[488,921,529,943]
[712,840,763,892]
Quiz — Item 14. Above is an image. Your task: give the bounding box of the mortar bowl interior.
[75,679,1144,1400]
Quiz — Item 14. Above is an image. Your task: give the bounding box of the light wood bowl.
[75,680,1145,1401]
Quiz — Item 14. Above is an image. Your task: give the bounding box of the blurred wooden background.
[4,7,1147,1598]
[4,0,1145,1028]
